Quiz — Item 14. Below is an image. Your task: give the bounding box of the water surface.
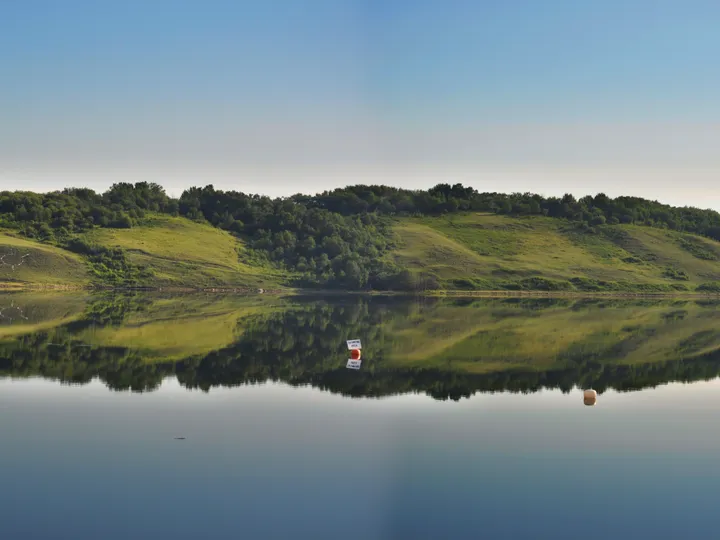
[1,292,720,539]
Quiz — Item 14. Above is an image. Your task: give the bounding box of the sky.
[2,0,720,207]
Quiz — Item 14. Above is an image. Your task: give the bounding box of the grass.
[391,221,491,285]
[0,232,89,287]
[81,215,288,289]
[392,214,720,292]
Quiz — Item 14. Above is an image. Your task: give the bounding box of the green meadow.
[391,213,720,292]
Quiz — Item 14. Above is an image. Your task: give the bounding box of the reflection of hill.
[383,298,720,371]
[0,292,89,339]
[3,293,720,399]
[79,295,283,361]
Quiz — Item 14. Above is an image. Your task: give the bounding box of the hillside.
[0,232,89,287]
[6,211,720,293]
[0,216,289,290]
[80,215,287,289]
[6,181,720,292]
[391,213,720,293]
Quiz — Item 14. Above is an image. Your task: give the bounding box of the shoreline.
[2,281,720,299]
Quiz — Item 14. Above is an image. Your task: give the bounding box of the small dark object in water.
[174,437,186,440]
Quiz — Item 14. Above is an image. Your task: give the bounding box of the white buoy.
[583,389,597,406]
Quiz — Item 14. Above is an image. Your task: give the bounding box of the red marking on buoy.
[350,348,362,360]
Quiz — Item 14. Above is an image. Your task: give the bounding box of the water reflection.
[2,292,720,400]
[4,293,720,540]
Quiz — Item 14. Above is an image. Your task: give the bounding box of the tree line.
[306,183,720,239]
[3,181,720,288]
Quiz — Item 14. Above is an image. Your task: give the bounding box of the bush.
[663,267,690,281]
[64,238,101,255]
[678,238,718,261]
[452,278,478,290]
[697,282,720,293]
[512,277,574,291]
[570,277,618,292]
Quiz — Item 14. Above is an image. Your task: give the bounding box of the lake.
[2,292,720,539]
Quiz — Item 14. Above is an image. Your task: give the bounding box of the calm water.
[2,292,720,539]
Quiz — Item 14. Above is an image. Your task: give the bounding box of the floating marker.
[350,348,362,360]
[347,339,362,350]
[583,389,597,406]
[346,359,362,370]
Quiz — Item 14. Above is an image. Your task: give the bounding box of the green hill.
[8,182,720,292]
[6,207,720,294]
[391,213,720,293]
[80,215,287,289]
[0,232,89,287]
[0,216,289,290]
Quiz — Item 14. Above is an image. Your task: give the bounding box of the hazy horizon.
[3,1,720,209]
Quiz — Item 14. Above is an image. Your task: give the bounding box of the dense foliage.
[0,183,176,242]
[177,186,398,289]
[308,184,720,240]
[64,238,151,286]
[4,181,720,289]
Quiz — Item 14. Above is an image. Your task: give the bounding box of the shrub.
[697,282,720,293]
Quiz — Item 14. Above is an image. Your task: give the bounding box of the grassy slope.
[0,232,89,287]
[81,215,288,289]
[392,213,720,291]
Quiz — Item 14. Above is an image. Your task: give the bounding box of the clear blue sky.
[2,0,720,207]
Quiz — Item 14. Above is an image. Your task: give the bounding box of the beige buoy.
[583,389,597,406]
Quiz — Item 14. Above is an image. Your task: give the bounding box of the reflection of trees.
[0,293,170,392]
[0,332,170,392]
[64,292,154,331]
[175,298,403,391]
[3,294,720,400]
